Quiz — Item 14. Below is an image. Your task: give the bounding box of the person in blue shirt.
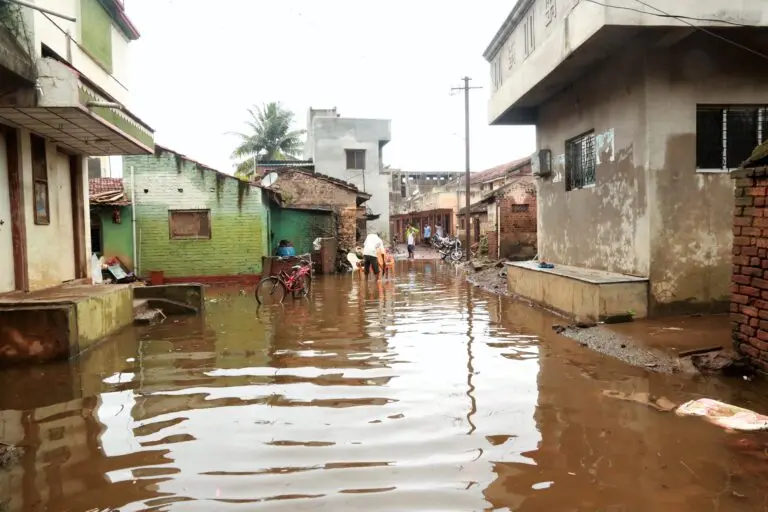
[423,224,431,246]
[276,240,296,257]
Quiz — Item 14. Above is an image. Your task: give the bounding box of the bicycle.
[255,257,312,305]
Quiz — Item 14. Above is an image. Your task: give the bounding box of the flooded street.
[3,263,768,511]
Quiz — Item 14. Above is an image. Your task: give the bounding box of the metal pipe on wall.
[130,165,138,276]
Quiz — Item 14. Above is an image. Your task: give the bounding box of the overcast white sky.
[124,0,535,174]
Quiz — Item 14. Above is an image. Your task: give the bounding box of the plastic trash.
[675,398,768,432]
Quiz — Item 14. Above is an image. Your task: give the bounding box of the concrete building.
[304,107,392,238]
[390,170,464,214]
[484,0,768,320]
[0,0,154,364]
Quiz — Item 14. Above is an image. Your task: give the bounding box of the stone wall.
[731,165,768,372]
[270,169,357,209]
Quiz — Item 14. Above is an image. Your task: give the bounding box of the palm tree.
[231,102,306,179]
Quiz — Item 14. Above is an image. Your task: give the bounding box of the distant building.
[484,0,768,319]
[304,107,392,238]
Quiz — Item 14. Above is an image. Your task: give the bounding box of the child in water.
[379,246,396,279]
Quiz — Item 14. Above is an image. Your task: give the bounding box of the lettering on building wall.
[491,54,503,91]
[524,10,535,57]
[545,0,557,26]
[506,39,516,70]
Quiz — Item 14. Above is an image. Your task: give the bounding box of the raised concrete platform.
[0,283,133,365]
[506,260,649,321]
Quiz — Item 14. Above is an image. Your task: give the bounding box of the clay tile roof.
[467,156,532,184]
[89,177,130,206]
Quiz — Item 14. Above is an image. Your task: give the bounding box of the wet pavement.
[2,262,768,511]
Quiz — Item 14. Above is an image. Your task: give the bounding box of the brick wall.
[497,178,537,260]
[731,165,768,372]
[487,232,498,259]
[124,150,268,279]
[270,170,357,209]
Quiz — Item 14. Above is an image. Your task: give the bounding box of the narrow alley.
[1,263,767,511]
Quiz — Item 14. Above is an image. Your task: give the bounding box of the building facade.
[124,146,270,284]
[0,0,153,294]
[485,0,768,316]
[304,107,392,238]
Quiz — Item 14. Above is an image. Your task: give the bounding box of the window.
[80,0,113,72]
[696,105,768,171]
[524,11,535,57]
[345,149,366,170]
[489,182,494,191]
[169,210,211,240]
[565,131,596,191]
[31,134,49,225]
[511,204,530,212]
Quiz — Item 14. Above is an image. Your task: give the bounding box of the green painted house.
[124,146,274,283]
[89,177,135,271]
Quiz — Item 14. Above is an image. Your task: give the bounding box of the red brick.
[733,255,750,265]
[755,217,768,228]
[732,303,740,312]
[757,197,767,207]
[757,177,768,186]
[747,187,767,196]
[741,305,759,316]
[736,196,755,206]
[750,318,760,328]
[743,226,762,237]
[753,257,762,266]
[732,313,748,324]
[762,290,768,300]
[760,249,768,258]
[744,207,758,217]
[735,332,749,342]
[741,286,761,298]
[733,274,752,285]
[755,300,768,309]
[733,226,742,236]
[757,330,768,342]
[741,324,757,336]
[743,267,763,277]
[741,344,760,358]
[743,246,759,256]
[735,216,753,226]
[733,236,752,247]
[759,320,768,332]
[734,245,742,255]
[733,293,750,304]
[754,278,768,290]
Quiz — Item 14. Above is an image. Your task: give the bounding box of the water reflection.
[1,263,768,510]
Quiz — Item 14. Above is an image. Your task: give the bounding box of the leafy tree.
[231,102,305,179]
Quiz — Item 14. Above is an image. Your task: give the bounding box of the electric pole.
[451,76,482,259]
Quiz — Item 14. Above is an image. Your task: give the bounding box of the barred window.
[565,131,596,191]
[696,105,768,171]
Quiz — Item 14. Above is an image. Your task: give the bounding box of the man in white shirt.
[362,232,384,277]
[406,226,415,259]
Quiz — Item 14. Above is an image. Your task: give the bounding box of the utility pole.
[451,77,482,259]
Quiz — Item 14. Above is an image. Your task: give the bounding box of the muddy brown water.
[2,262,768,511]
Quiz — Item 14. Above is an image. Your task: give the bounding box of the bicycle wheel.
[450,248,463,262]
[294,274,311,298]
[255,277,286,305]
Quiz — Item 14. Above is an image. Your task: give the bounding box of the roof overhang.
[0,58,154,155]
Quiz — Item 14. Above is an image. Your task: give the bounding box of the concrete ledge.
[506,261,649,321]
[0,283,133,364]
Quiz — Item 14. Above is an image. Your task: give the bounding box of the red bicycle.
[255,258,312,305]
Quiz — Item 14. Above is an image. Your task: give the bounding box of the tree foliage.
[231,102,305,179]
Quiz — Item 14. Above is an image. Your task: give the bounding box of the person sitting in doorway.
[276,240,296,257]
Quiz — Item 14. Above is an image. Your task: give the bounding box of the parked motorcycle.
[437,236,463,262]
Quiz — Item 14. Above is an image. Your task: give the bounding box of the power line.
[585,0,750,27]
[584,0,768,63]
